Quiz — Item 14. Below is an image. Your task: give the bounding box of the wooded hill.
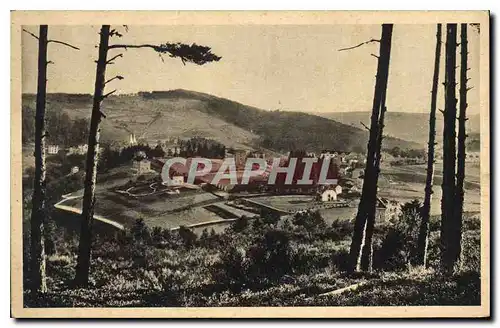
[22,90,421,153]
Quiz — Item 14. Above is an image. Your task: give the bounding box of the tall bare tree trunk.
[74,25,110,287]
[349,24,393,273]
[416,24,442,267]
[360,100,388,272]
[454,23,468,266]
[29,25,49,295]
[440,24,458,274]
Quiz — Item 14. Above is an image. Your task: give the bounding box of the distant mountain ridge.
[22,89,421,154]
[317,111,481,146]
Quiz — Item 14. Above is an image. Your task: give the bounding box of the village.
[48,133,411,234]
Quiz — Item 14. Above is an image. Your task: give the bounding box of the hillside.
[22,90,420,153]
[318,111,481,147]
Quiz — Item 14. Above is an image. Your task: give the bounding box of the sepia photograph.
[10,11,490,318]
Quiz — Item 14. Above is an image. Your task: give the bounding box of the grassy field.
[379,162,481,215]
[250,195,317,212]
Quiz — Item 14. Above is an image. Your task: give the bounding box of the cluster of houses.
[138,148,369,204]
[46,143,92,156]
[46,143,100,176]
[127,144,403,222]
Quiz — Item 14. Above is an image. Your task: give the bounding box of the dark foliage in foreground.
[23,207,480,307]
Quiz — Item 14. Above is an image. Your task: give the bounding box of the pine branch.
[360,121,370,131]
[22,28,39,40]
[106,53,123,64]
[109,29,123,38]
[338,39,380,52]
[108,42,221,65]
[104,76,124,85]
[102,89,117,99]
[48,40,80,50]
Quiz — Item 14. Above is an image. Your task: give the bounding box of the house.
[377,197,402,221]
[466,152,480,162]
[47,144,59,155]
[320,150,350,163]
[69,144,89,155]
[339,163,350,176]
[351,168,364,179]
[171,175,184,186]
[321,189,338,202]
[249,151,266,159]
[133,158,151,174]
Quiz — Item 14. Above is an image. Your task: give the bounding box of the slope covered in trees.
[23,90,421,154]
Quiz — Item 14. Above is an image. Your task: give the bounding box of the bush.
[245,229,292,284]
[463,214,480,232]
[211,245,245,292]
[259,208,280,226]
[292,210,327,232]
[326,219,353,241]
[232,216,249,233]
[461,230,480,272]
[131,218,151,243]
[178,226,197,248]
[375,200,421,270]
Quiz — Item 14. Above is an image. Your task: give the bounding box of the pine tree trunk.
[74,25,110,287]
[416,24,442,267]
[349,24,393,273]
[29,25,48,295]
[454,23,468,266]
[360,101,387,272]
[440,24,458,274]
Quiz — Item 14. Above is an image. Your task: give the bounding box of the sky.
[22,24,480,114]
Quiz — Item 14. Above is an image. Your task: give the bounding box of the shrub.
[325,218,353,241]
[461,230,480,272]
[291,244,332,274]
[259,208,280,226]
[245,229,292,284]
[375,200,421,270]
[292,210,327,232]
[232,216,249,233]
[131,218,151,243]
[151,226,167,246]
[463,214,480,232]
[211,245,245,292]
[178,226,197,248]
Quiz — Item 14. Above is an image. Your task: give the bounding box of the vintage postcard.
[11,11,490,318]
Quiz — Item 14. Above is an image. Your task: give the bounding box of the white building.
[68,144,89,155]
[47,144,59,155]
[133,159,151,174]
[171,175,184,186]
[321,189,338,202]
[70,166,79,174]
